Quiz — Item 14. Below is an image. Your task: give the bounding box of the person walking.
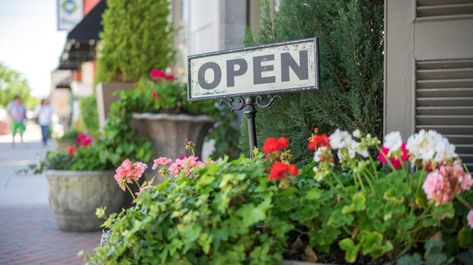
[6,95,26,145]
[34,99,53,146]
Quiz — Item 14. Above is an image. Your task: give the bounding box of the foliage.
[0,63,38,109]
[87,154,291,265]
[95,90,154,169]
[87,128,473,264]
[241,0,384,165]
[56,129,81,143]
[79,95,99,136]
[97,0,175,82]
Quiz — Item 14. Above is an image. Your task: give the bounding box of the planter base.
[46,170,124,232]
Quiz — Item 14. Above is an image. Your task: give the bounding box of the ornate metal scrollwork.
[218,96,246,112]
[255,95,281,109]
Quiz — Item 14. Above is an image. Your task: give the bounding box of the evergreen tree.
[97,0,176,82]
[241,0,384,164]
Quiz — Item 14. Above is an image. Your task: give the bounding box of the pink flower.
[65,145,76,156]
[423,170,450,204]
[152,157,172,170]
[114,159,148,191]
[149,69,175,81]
[377,143,409,170]
[468,210,473,229]
[377,147,389,165]
[169,156,203,177]
[458,169,473,191]
[77,133,92,147]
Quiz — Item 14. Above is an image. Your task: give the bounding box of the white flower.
[433,137,457,162]
[406,130,436,161]
[314,146,329,163]
[383,131,403,151]
[329,129,353,149]
[406,130,456,162]
[352,129,362,139]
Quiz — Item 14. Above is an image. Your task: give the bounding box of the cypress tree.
[97,0,176,82]
[242,0,384,164]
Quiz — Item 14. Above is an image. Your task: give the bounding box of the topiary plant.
[97,0,176,82]
[241,0,384,165]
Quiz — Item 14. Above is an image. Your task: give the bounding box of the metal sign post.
[188,38,319,158]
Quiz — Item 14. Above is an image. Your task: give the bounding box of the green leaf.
[328,209,354,227]
[457,227,473,248]
[342,192,366,214]
[339,238,360,263]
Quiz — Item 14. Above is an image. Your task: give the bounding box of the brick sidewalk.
[0,206,101,265]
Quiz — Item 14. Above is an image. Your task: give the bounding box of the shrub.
[97,0,176,82]
[79,95,99,135]
[241,0,384,165]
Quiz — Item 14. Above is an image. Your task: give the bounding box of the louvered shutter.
[416,59,473,170]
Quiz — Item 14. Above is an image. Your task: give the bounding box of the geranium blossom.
[313,146,332,163]
[377,143,409,170]
[468,210,473,229]
[77,133,92,147]
[407,130,457,163]
[268,161,298,181]
[383,131,402,151]
[262,137,289,154]
[152,157,172,170]
[423,164,472,205]
[149,69,175,81]
[308,128,330,151]
[114,159,148,191]
[65,145,76,156]
[169,156,203,177]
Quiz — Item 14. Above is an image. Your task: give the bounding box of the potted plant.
[55,129,81,150]
[129,69,218,159]
[95,0,175,127]
[85,129,473,264]
[36,133,124,232]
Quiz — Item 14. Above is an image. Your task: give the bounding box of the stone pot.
[132,113,213,159]
[45,170,124,232]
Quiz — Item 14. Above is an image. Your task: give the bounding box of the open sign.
[187,38,319,101]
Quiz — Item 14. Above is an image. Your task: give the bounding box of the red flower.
[76,133,92,147]
[149,69,175,81]
[308,128,330,151]
[151,91,158,99]
[262,137,289,154]
[65,145,76,156]
[268,161,298,181]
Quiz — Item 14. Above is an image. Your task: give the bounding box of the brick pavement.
[0,128,101,265]
[0,206,101,265]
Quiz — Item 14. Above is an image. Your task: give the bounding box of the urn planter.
[45,170,124,232]
[132,113,213,159]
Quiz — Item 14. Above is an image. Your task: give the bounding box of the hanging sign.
[57,0,83,31]
[187,38,319,101]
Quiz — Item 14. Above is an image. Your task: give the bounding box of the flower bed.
[85,129,473,264]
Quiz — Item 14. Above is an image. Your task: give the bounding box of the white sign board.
[57,0,83,31]
[188,38,319,101]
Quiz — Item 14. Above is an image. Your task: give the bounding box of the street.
[0,125,100,265]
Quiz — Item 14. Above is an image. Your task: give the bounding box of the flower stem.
[126,183,136,201]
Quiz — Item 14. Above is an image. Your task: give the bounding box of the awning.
[58,1,106,70]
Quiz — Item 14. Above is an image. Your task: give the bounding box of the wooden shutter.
[417,0,473,19]
[416,59,473,170]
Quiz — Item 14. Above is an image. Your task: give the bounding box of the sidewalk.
[0,126,101,265]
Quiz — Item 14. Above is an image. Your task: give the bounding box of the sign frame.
[187,37,320,101]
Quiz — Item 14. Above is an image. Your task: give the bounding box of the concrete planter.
[45,170,124,232]
[132,113,213,159]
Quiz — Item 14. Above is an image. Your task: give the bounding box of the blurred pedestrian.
[34,99,53,146]
[6,95,26,146]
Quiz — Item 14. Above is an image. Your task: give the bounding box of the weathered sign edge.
[187,37,320,102]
